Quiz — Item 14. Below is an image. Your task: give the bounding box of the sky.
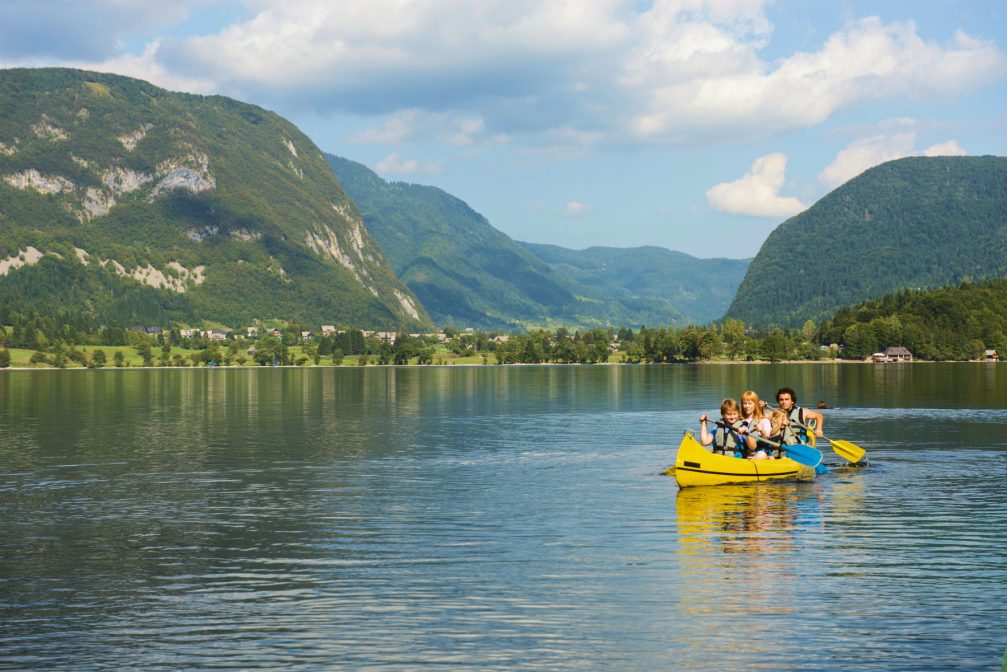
[1,1,1005,258]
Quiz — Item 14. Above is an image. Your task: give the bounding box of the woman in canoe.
[740,390,773,460]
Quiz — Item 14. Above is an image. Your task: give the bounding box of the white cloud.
[374,152,440,176]
[706,153,807,218]
[923,140,967,156]
[819,130,917,188]
[626,15,1006,143]
[1,2,1004,151]
[564,201,590,215]
[819,122,968,187]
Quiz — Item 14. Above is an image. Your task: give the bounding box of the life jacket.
[713,420,743,455]
[786,406,808,443]
[738,418,762,456]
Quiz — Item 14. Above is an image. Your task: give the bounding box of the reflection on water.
[1,365,1005,670]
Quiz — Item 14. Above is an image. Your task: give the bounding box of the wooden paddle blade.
[829,439,866,463]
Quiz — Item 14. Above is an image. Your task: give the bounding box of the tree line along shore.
[1,313,1001,370]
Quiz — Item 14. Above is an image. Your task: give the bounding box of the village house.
[321,325,336,336]
[246,326,258,338]
[984,349,999,362]
[205,330,229,341]
[180,328,198,338]
[873,346,913,363]
[301,331,313,342]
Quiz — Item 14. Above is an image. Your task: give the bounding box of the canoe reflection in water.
[671,484,826,647]
[676,483,824,558]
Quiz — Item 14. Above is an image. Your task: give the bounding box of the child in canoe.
[765,408,798,459]
[699,398,758,457]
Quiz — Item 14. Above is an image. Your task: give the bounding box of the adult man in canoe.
[775,387,824,442]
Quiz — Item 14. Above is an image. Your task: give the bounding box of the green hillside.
[0,68,429,329]
[819,278,1007,360]
[726,156,1007,327]
[327,154,747,328]
[520,243,749,326]
[327,154,580,329]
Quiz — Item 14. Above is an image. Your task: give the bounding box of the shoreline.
[0,358,997,372]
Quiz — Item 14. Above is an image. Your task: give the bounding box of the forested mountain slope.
[726,156,1007,327]
[521,243,749,327]
[0,68,428,329]
[328,155,747,328]
[327,154,576,329]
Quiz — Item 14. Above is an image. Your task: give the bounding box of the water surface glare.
[1,365,1005,670]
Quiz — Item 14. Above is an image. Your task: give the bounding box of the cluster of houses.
[131,325,510,345]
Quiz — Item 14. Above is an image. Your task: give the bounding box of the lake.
[1,364,1005,670]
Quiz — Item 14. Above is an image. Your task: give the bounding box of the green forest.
[817,277,1007,360]
[728,155,1007,327]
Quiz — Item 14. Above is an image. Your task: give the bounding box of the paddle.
[714,421,824,471]
[788,418,867,464]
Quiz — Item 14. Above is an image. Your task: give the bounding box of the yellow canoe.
[668,431,817,488]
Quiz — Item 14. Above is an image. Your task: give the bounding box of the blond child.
[699,399,757,457]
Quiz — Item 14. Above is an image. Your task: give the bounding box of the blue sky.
[1,1,1004,258]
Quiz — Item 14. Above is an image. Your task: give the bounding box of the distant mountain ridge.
[726,156,1007,327]
[0,68,428,329]
[519,242,749,327]
[327,154,749,329]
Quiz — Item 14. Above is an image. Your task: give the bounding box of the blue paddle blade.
[784,441,824,469]
[814,462,829,475]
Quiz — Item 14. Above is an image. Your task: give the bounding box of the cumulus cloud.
[564,201,590,215]
[374,153,440,176]
[706,153,807,218]
[923,140,967,156]
[1,1,1004,151]
[820,122,968,187]
[625,16,1006,143]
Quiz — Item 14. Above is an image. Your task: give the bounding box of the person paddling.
[698,399,756,457]
[774,387,824,443]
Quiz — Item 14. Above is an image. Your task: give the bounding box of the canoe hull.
[673,432,817,488]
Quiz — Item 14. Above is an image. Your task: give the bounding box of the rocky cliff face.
[0,68,428,328]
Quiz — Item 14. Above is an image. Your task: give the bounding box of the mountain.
[0,68,429,329]
[327,155,748,328]
[519,243,749,326]
[326,154,577,329]
[726,156,1007,327]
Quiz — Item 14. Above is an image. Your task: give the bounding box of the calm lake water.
[1,364,1005,670]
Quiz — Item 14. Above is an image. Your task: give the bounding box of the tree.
[761,329,791,362]
[0,348,10,368]
[113,351,125,367]
[91,349,107,368]
[801,319,817,342]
